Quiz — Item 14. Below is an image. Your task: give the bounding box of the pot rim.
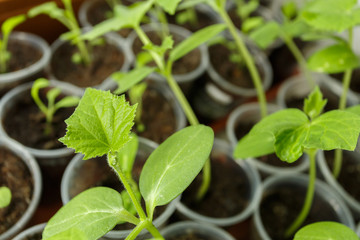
[0,31,51,84]
[253,173,355,240]
[12,222,46,240]
[0,138,42,240]
[176,138,262,226]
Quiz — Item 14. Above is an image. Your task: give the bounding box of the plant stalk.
[108,152,147,220]
[125,219,164,240]
[216,6,267,118]
[285,149,317,237]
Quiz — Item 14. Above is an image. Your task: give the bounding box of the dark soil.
[324,150,360,206]
[85,0,133,38]
[260,183,340,240]
[181,153,250,218]
[131,85,177,143]
[5,39,42,73]
[23,233,42,240]
[69,154,166,231]
[3,88,75,150]
[50,40,124,88]
[132,30,201,75]
[0,147,33,234]
[167,232,217,240]
[208,43,264,89]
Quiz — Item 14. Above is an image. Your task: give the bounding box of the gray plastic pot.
[48,30,131,92]
[176,139,262,227]
[0,138,42,240]
[276,73,359,110]
[12,223,46,240]
[127,23,208,85]
[0,81,82,166]
[252,174,355,240]
[317,150,360,219]
[161,221,235,240]
[61,137,179,239]
[226,102,309,176]
[0,32,50,96]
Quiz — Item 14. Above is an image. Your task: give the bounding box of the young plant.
[294,221,359,240]
[0,14,26,73]
[41,88,214,240]
[28,0,92,65]
[0,186,11,208]
[83,0,226,200]
[234,87,360,237]
[31,78,80,136]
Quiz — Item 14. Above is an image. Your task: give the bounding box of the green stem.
[285,149,317,238]
[107,152,147,220]
[125,220,164,240]
[281,33,315,88]
[217,7,267,118]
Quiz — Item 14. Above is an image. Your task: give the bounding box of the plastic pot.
[160,221,235,240]
[0,32,50,97]
[61,137,179,239]
[12,223,46,240]
[0,138,42,240]
[226,102,309,176]
[176,139,262,227]
[252,174,355,240]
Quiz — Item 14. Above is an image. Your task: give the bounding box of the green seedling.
[234,87,360,237]
[0,14,26,74]
[294,221,359,240]
[0,186,11,208]
[28,0,92,65]
[41,88,214,240]
[233,0,265,34]
[83,0,226,200]
[31,78,80,136]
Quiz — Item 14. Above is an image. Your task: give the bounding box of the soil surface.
[260,184,340,240]
[181,153,249,218]
[208,43,264,89]
[0,147,33,234]
[132,30,201,75]
[167,232,217,240]
[23,233,42,240]
[50,39,124,88]
[85,0,133,38]
[131,85,177,143]
[3,88,75,150]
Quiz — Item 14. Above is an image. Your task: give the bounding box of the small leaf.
[242,17,264,33]
[249,21,280,49]
[47,88,61,108]
[112,66,155,94]
[46,228,87,240]
[54,96,80,110]
[28,2,65,20]
[43,187,138,240]
[303,86,327,120]
[143,36,174,58]
[282,18,311,38]
[282,1,297,20]
[140,125,214,217]
[155,0,182,14]
[59,88,137,160]
[294,221,359,240]
[307,44,360,74]
[234,131,275,159]
[169,24,226,63]
[116,133,138,175]
[304,110,360,151]
[1,14,26,37]
[274,125,309,163]
[0,186,11,208]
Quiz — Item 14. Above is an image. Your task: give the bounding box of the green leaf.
[155,0,182,14]
[300,0,360,32]
[242,17,264,33]
[282,18,311,38]
[46,228,87,240]
[0,186,11,208]
[294,221,359,240]
[54,96,80,111]
[143,36,174,58]
[59,88,137,160]
[307,44,360,74]
[1,14,26,37]
[249,21,280,49]
[304,110,360,151]
[169,24,226,63]
[346,105,360,116]
[116,133,138,175]
[234,131,275,159]
[43,187,138,240]
[140,125,214,217]
[282,1,297,20]
[28,2,65,20]
[113,66,155,94]
[274,125,309,163]
[303,86,327,120]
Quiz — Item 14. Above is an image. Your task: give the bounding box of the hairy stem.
[285,149,317,237]
[125,219,164,240]
[216,6,267,118]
